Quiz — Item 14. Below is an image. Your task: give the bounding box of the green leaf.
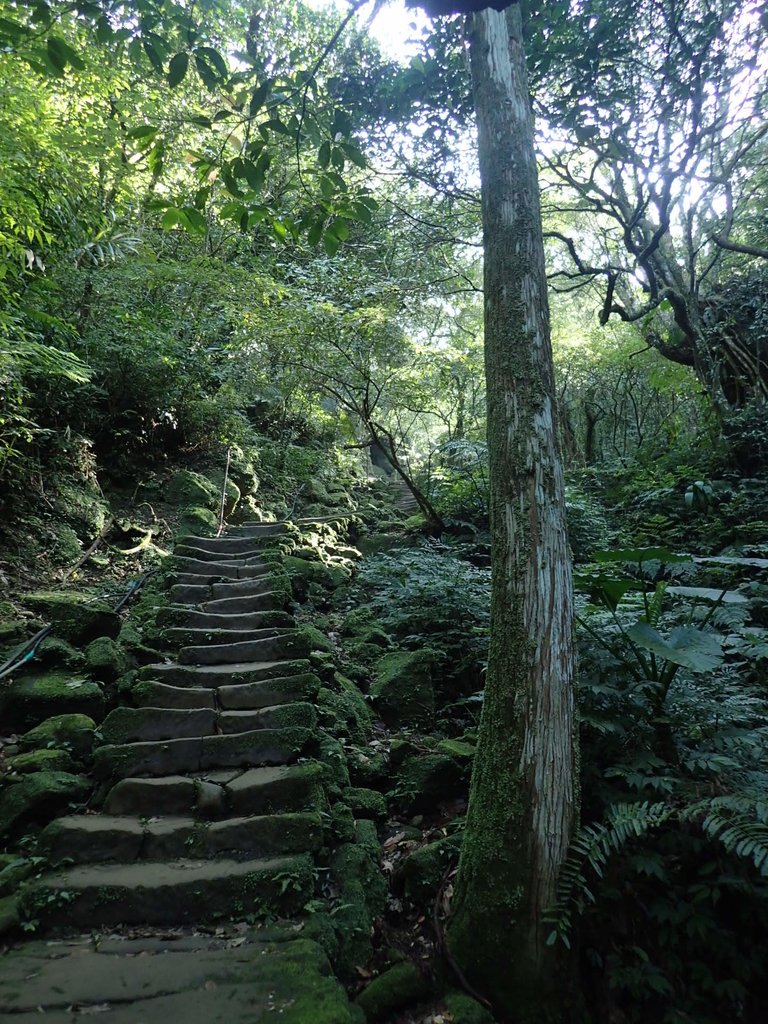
[249,81,270,116]
[195,46,228,79]
[126,124,159,140]
[331,147,345,171]
[143,38,164,72]
[167,51,189,87]
[328,218,349,241]
[47,35,84,73]
[626,622,724,673]
[323,230,341,257]
[341,143,367,168]
[307,219,325,247]
[318,141,331,170]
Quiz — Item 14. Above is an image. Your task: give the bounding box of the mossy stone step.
[201,591,286,614]
[179,531,287,554]
[227,523,289,537]
[169,568,272,589]
[93,727,313,779]
[178,632,309,666]
[175,544,276,564]
[139,657,311,687]
[40,811,323,865]
[217,672,322,710]
[164,625,285,648]
[19,853,314,928]
[156,607,294,631]
[103,762,324,817]
[132,680,216,710]
[219,702,317,733]
[172,557,271,579]
[101,706,216,743]
[0,929,358,1024]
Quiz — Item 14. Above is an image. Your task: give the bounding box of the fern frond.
[545,801,672,947]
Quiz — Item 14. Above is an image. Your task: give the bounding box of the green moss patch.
[0,771,90,837]
[370,650,436,729]
[1,671,105,730]
[355,962,431,1021]
[21,591,120,644]
[19,713,97,761]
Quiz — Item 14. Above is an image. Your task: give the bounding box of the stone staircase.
[0,521,361,1023]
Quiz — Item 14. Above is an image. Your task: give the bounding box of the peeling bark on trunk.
[447,6,577,1018]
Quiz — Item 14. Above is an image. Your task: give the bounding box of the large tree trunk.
[447,6,577,1018]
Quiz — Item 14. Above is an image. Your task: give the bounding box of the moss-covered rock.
[0,771,90,837]
[6,748,77,775]
[399,836,462,908]
[331,833,387,977]
[284,556,348,598]
[19,713,96,761]
[0,671,105,730]
[227,445,260,496]
[50,524,83,565]
[85,636,130,681]
[0,895,19,937]
[0,857,34,898]
[346,746,389,787]
[370,650,436,728]
[444,991,496,1024]
[178,505,218,537]
[34,636,85,670]
[355,962,431,1021]
[346,787,387,821]
[166,469,219,509]
[317,674,371,743]
[393,753,464,814]
[318,735,350,792]
[21,591,120,644]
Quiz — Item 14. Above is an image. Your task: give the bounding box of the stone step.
[156,606,294,631]
[139,657,310,687]
[168,568,274,590]
[19,853,314,928]
[103,762,324,817]
[172,557,271,579]
[101,706,217,743]
[0,929,357,1023]
[93,727,313,779]
[179,531,287,554]
[217,672,322,710]
[178,631,309,666]
[176,544,277,564]
[104,774,228,816]
[219,702,316,733]
[41,811,323,865]
[100,702,316,743]
[164,625,284,648]
[132,679,216,709]
[227,522,289,537]
[201,591,285,614]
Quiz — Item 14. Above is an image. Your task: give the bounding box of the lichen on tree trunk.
[447,6,577,1019]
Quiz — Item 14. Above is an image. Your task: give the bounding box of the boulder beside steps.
[5,523,359,1023]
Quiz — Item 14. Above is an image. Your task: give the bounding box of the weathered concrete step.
[132,679,216,709]
[139,657,310,688]
[19,853,314,928]
[0,929,357,1023]
[103,762,324,817]
[164,625,284,648]
[93,726,313,779]
[101,706,216,743]
[167,581,283,607]
[176,544,277,564]
[156,606,294,630]
[173,557,271,579]
[218,672,322,710]
[178,631,309,666]
[100,702,316,743]
[168,568,273,590]
[41,811,323,865]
